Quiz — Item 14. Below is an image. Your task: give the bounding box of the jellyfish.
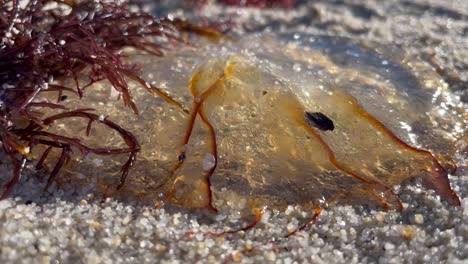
[25,33,461,218]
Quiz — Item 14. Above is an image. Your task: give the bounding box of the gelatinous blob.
[30,33,462,214]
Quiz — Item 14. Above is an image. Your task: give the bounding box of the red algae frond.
[0,0,219,198]
[193,0,297,9]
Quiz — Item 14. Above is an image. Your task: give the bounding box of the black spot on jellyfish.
[305,112,335,131]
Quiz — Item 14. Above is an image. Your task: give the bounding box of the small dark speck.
[60,95,68,101]
[262,91,267,96]
[305,111,335,131]
[178,154,186,162]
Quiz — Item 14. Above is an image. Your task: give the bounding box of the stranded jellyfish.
[23,33,462,217]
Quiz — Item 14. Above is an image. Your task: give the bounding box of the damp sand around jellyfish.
[26,33,463,225]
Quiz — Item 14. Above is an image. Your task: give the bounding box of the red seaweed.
[193,0,297,9]
[0,0,217,198]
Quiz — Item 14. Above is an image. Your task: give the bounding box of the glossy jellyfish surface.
[33,33,463,214]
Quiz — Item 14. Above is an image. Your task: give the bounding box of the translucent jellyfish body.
[32,33,462,213]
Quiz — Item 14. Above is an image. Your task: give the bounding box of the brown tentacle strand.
[163,72,226,210]
[352,104,460,206]
[298,119,403,211]
[198,105,219,212]
[286,205,322,237]
[189,208,264,237]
